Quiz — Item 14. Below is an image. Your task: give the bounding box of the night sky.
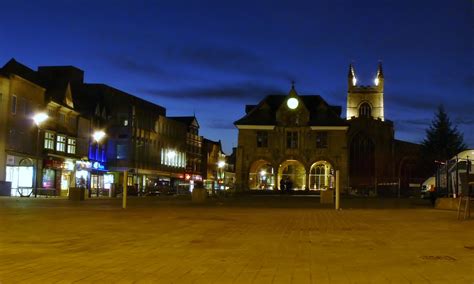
[1,0,472,153]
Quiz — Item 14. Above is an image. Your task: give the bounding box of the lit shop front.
[75,160,113,197]
[42,157,76,196]
[5,155,35,197]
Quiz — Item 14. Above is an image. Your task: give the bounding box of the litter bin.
[69,187,85,201]
[192,187,207,203]
[320,189,334,204]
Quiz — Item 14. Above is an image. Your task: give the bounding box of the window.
[256,131,268,148]
[117,144,127,159]
[286,131,298,149]
[59,113,65,123]
[56,135,66,152]
[316,132,328,148]
[11,95,17,114]
[44,132,55,150]
[69,117,75,128]
[359,102,372,117]
[67,138,76,154]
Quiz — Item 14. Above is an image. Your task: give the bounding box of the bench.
[36,188,57,197]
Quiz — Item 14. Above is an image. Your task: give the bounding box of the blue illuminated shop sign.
[92,161,106,171]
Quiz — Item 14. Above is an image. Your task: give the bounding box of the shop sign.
[92,161,106,171]
[63,160,75,171]
[76,161,92,171]
[44,158,64,169]
[185,174,202,181]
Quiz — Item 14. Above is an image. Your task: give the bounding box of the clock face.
[287,98,299,110]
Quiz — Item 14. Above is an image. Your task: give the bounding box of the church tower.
[346,62,384,121]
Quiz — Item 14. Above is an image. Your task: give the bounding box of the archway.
[309,161,334,190]
[358,102,372,118]
[248,160,275,190]
[278,160,306,190]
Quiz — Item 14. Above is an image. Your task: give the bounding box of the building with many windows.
[234,83,349,192]
[234,63,423,195]
[169,116,203,190]
[0,59,46,196]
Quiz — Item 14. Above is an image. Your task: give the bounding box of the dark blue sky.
[1,0,472,153]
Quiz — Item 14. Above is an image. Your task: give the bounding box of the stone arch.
[248,159,276,190]
[358,101,372,118]
[278,159,306,190]
[398,156,418,192]
[309,161,334,190]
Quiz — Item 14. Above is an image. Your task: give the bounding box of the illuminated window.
[359,103,372,117]
[316,132,328,148]
[256,131,268,148]
[117,144,127,159]
[44,132,55,150]
[286,131,298,149]
[67,138,76,154]
[56,135,66,152]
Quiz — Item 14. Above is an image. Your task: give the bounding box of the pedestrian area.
[0,197,473,283]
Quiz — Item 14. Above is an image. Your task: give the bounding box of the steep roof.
[234,94,347,126]
[1,58,42,85]
[168,116,199,128]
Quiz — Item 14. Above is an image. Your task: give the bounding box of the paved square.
[0,196,473,283]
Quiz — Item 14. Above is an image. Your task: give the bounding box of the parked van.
[420,176,435,199]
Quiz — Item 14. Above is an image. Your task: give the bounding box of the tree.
[421,105,467,172]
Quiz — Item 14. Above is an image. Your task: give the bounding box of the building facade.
[0,59,46,196]
[347,63,422,195]
[169,116,203,190]
[234,84,349,192]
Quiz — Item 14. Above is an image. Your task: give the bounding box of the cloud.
[142,81,283,101]
[164,45,293,79]
[204,119,236,130]
[104,54,200,83]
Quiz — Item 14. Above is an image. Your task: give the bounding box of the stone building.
[234,63,423,194]
[234,84,349,192]
[201,138,226,191]
[347,63,421,194]
[0,59,46,196]
[169,116,203,190]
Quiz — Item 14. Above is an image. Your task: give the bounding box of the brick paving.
[0,196,473,283]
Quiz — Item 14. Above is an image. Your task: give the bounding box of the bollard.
[123,170,127,209]
[335,170,340,210]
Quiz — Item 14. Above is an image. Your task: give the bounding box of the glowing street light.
[260,170,266,176]
[32,112,48,198]
[33,112,48,126]
[218,160,226,169]
[92,130,106,142]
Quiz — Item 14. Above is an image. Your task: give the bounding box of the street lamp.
[32,112,48,198]
[167,150,176,194]
[92,130,106,143]
[218,160,226,191]
[91,130,106,197]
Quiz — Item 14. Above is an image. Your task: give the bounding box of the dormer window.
[359,103,372,118]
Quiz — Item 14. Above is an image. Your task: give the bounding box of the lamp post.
[32,112,48,198]
[167,150,176,195]
[218,160,226,191]
[92,130,106,197]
